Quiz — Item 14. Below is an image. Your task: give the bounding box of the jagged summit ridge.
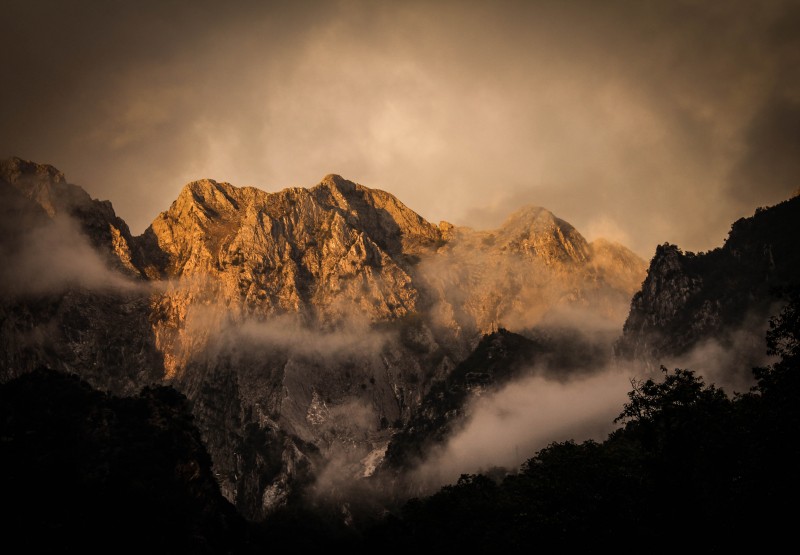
[1,156,66,185]
[0,156,648,359]
[1,156,89,217]
[145,174,439,323]
[139,171,646,325]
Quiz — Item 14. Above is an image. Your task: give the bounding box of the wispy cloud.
[0,214,144,296]
[412,363,633,490]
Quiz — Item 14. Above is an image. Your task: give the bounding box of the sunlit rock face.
[142,174,439,321]
[130,175,455,516]
[616,196,800,386]
[0,157,646,519]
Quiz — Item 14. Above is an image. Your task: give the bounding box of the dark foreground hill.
[0,370,257,554]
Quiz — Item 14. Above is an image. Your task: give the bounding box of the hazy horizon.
[3,0,799,258]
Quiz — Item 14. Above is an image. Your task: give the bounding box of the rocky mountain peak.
[310,175,444,255]
[0,157,143,277]
[0,156,66,184]
[1,156,87,217]
[319,172,354,191]
[496,204,590,264]
[500,204,553,225]
[179,179,241,212]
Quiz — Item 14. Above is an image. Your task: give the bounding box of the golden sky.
[2,0,798,257]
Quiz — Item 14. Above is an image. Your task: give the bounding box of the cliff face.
[616,196,800,379]
[0,157,646,519]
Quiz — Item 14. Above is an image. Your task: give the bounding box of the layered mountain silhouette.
[5,155,797,531]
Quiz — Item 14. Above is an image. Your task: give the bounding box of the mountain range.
[2,155,796,527]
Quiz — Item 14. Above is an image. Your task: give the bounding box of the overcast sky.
[2,0,798,257]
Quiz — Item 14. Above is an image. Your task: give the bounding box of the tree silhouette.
[365,291,800,553]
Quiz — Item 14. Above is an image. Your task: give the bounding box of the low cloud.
[417,233,636,340]
[402,304,780,494]
[411,363,634,490]
[236,314,393,359]
[656,310,780,395]
[0,215,144,296]
[170,285,394,365]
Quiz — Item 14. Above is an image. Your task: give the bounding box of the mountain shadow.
[0,369,258,554]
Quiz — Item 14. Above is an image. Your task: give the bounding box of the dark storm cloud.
[2,0,799,257]
[730,95,800,207]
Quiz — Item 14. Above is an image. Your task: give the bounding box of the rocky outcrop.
[616,196,800,376]
[0,157,145,277]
